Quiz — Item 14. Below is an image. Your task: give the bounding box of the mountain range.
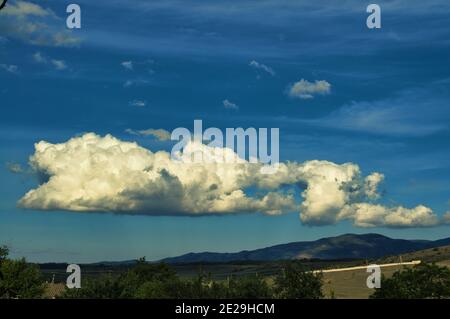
[160,233,450,264]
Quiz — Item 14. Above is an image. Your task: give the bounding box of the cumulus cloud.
[340,204,439,228]
[0,1,81,47]
[17,133,440,228]
[249,60,275,76]
[126,128,171,141]
[223,99,239,110]
[18,133,296,215]
[288,79,331,99]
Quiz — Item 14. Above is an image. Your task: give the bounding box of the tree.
[371,263,450,299]
[227,275,272,298]
[61,275,124,299]
[0,258,45,299]
[0,246,8,262]
[274,262,324,299]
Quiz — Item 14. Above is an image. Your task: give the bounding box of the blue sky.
[0,0,450,263]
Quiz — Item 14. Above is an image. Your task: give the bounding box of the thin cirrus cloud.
[125,128,171,141]
[287,79,331,99]
[0,1,81,47]
[16,133,444,228]
[302,85,450,137]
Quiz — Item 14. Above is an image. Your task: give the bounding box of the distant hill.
[377,244,450,264]
[161,233,450,264]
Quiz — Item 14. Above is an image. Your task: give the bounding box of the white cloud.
[3,1,52,18]
[0,64,18,74]
[288,79,331,99]
[340,204,439,228]
[304,86,449,137]
[33,52,47,64]
[6,162,24,174]
[128,100,147,107]
[126,128,171,141]
[443,211,450,225]
[32,52,67,70]
[51,59,67,70]
[0,1,81,47]
[123,79,149,88]
[223,99,239,110]
[249,60,275,76]
[17,133,440,228]
[18,133,296,215]
[121,61,133,70]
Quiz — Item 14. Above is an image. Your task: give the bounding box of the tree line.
[1,245,450,299]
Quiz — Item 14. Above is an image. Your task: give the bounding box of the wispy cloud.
[6,162,25,174]
[249,60,275,76]
[121,61,133,70]
[51,60,67,70]
[0,64,18,74]
[128,99,147,107]
[223,99,239,110]
[123,79,150,88]
[303,85,450,137]
[32,52,68,71]
[126,128,171,141]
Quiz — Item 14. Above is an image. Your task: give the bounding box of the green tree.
[371,263,450,299]
[274,262,323,299]
[0,246,8,262]
[61,275,124,299]
[227,275,272,298]
[0,257,45,299]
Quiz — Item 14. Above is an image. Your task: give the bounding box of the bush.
[227,275,272,299]
[0,257,45,299]
[274,262,324,299]
[370,263,450,299]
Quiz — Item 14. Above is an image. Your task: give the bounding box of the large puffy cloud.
[18,133,440,228]
[18,133,296,216]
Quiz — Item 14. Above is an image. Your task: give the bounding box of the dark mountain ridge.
[160,233,450,264]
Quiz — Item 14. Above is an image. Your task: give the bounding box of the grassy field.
[322,265,409,299]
